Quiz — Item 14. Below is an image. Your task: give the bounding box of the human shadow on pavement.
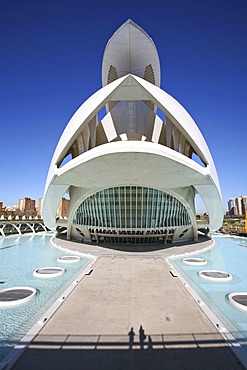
[10,331,244,370]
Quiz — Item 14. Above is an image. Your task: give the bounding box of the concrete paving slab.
[11,254,245,369]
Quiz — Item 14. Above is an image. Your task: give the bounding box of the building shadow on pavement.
[56,233,211,253]
[10,330,244,370]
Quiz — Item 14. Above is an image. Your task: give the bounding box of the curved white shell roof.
[43,20,223,238]
[102,19,160,87]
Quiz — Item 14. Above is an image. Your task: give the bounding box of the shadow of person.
[148,335,153,350]
[139,325,146,349]
[128,327,135,349]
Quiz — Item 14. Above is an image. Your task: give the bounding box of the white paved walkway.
[12,239,244,369]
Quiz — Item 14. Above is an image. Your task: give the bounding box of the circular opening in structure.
[228,292,247,311]
[183,257,207,265]
[33,267,65,278]
[57,256,81,263]
[0,287,36,307]
[198,270,233,281]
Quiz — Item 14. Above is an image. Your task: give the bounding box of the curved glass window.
[73,186,191,229]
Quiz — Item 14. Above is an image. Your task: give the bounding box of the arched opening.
[73,186,192,244]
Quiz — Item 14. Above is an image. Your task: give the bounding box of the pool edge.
[0,236,98,370]
[166,248,247,369]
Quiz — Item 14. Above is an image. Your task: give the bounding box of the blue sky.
[1,0,246,213]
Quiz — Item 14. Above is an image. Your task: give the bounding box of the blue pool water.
[171,236,247,350]
[0,234,93,363]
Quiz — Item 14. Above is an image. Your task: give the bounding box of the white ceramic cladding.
[43,19,223,243]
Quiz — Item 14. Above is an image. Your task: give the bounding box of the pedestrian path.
[12,241,244,369]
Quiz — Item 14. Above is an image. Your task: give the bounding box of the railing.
[0,220,48,237]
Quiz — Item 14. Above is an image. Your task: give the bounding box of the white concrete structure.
[43,19,223,245]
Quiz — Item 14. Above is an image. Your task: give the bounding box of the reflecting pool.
[171,236,247,351]
[0,234,93,363]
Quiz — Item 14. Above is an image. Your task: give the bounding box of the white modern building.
[43,19,223,244]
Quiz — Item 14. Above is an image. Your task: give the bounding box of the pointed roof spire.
[102,20,160,87]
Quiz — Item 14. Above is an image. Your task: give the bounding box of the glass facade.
[73,186,191,233]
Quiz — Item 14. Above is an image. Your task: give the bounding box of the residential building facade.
[57,198,70,218]
[18,198,36,212]
[228,196,247,216]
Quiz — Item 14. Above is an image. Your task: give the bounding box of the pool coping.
[167,236,247,369]
[0,235,98,370]
[1,233,247,369]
